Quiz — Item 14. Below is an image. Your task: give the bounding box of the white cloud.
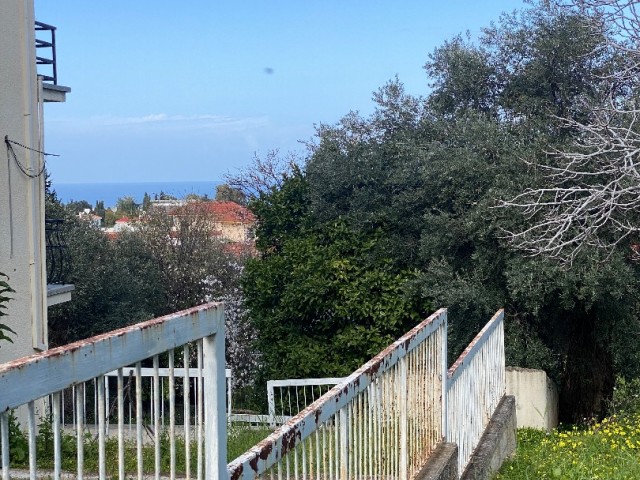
[47,113,270,133]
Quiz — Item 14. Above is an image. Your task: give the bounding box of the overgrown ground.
[495,414,640,479]
[7,419,271,473]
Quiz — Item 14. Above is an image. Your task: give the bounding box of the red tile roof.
[173,201,255,224]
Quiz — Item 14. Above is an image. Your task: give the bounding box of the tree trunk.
[559,313,614,424]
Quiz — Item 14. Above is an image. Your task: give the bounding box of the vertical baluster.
[203,321,227,480]
[97,376,106,480]
[339,407,348,480]
[71,385,76,429]
[118,369,125,480]
[315,426,321,480]
[184,345,191,480]
[197,341,204,480]
[61,389,65,428]
[1,412,10,480]
[136,362,143,480]
[169,350,176,480]
[76,385,85,480]
[27,401,36,480]
[104,376,110,437]
[153,355,161,480]
[53,392,62,480]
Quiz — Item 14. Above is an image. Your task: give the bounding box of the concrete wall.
[0,0,48,364]
[416,443,458,480]
[460,395,517,480]
[506,366,559,431]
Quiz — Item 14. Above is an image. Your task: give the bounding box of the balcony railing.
[45,218,70,284]
[35,21,57,85]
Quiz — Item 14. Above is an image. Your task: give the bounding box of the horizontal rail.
[0,302,227,480]
[105,366,232,378]
[267,377,346,388]
[448,308,504,382]
[0,302,223,412]
[228,308,447,479]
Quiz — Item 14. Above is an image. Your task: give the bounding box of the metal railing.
[56,367,233,438]
[228,308,506,479]
[446,309,505,474]
[35,21,57,85]
[45,218,69,284]
[266,377,346,427]
[228,308,448,480]
[0,302,227,480]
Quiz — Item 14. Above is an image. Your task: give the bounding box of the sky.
[35,1,525,184]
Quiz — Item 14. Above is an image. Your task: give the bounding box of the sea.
[54,181,222,208]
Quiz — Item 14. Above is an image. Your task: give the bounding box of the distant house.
[169,201,256,254]
[78,208,102,228]
[201,201,255,243]
[113,216,135,232]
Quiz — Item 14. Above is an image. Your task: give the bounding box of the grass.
[6,419,272,474]
[495,413,640,479]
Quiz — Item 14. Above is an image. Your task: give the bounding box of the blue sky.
[36,1,525,184]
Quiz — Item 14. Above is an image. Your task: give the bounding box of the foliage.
[47,217,163,345]
[115,196,139,217]
[5,419,271,471]
[142,192,151,211]
[6,411,28,466]
[499,0,640,262]
[0,272,15,346]
[609,377,640,416]
[215,184,247,205]
[65,199,92,215]
[496,415,640,479]
[225,149,300,200]
[47,198,258,386]
[244,178,431,379]
[238,2,640,423]
[136,206,239,314]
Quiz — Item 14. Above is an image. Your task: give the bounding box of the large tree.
[501,0,640,262]
[241,2,640,422]
[243,169,429,380]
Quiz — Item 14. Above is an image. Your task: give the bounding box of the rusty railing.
[0,303,227,480]
[228,309,448,480]
[446,309,506,474]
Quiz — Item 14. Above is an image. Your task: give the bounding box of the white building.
[0,1,72,364]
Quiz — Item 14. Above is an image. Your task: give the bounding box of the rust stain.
[229,463,243,480]
[258,442,273,461]
[248,454,259,472]
[0,302,222,375]
[280,426,302,457]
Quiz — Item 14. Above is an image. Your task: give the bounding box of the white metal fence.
[56,367,233,437]
[0,305,505,480]
[446,309,505,474]
[228,308,505,480]
[227,308,448,480]
[266,377,345,427]
[0,302,227,480]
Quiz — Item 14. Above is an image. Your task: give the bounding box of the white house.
[0,1,72,365]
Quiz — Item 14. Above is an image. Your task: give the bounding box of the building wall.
[506,366,559,431]
[0,0,48,363]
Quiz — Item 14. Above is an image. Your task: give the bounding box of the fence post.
[203,307,227,480]
[441,310,448,442]
[267,381,276,427]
